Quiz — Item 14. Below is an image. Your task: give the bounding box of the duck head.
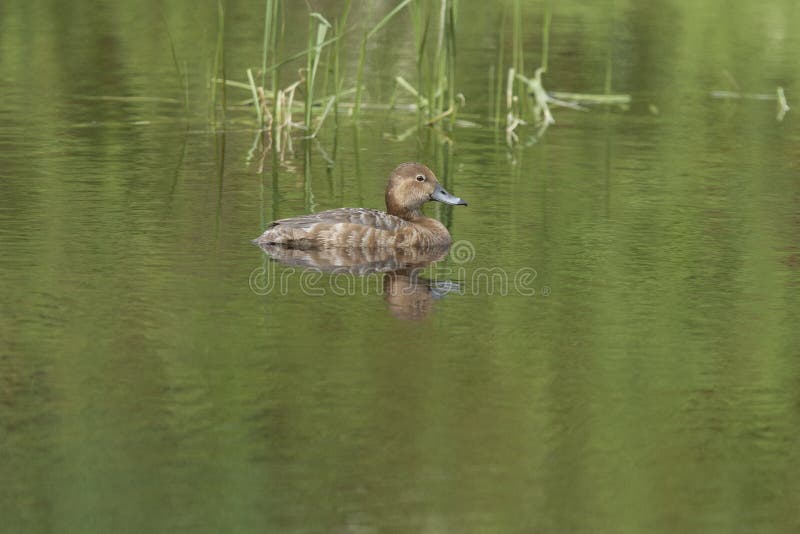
[385,162,468,220]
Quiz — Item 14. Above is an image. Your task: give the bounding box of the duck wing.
[254,208,410,248]
[268,208,408,231]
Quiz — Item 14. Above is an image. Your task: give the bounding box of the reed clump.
[212,0,468,159]
[211,0,635,155]
[501,0,630,146]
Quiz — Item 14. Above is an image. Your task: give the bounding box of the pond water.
[2,1,799,532]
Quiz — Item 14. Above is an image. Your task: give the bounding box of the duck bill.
[430,183,468,206]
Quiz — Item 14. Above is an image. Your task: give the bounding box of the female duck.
[254,163,467,249]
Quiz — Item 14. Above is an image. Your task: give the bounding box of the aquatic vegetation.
[162,13,189,116]
[209,0,791,158]
[304,12,331,132]
[216,0,464,159]
[213,0,634,155]
[712,87,791,121]
[210,0,226,124]
[502,0,630,146]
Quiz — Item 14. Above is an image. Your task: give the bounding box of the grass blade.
[367,0,413,39]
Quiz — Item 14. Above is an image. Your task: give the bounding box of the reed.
[220,0,465,152]
[257,0,280,143]
[501,2,630,144]
[431,1,445,116]
[444,0,457,123]
[210,0,226,124]
[511,0,526,115]
[711,87,791,121]
[493,8,507,127]
[304,12,331,133]
[353,34,368,119]
[320,38,332,99]
[406,0,458,127]
[246,68,262,125]
[413,0,432,119]
[333,18,342,120]
[162,14,189,115]
[261,0,277,89]
[541,1,551,73]
[604,0,614,95]
[332,1,352,121]
[354,0,413,119]
[210,0,641,152]
[410,0,430,122]
[270,1,282,106]
[429,0,458,127]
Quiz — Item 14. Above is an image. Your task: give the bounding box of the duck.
[253,162,467,249]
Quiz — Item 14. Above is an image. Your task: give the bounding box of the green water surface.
[1,1,799,532]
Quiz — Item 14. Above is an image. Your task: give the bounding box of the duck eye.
[416,175,425,182]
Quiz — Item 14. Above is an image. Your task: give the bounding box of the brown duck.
[253,163,467,249]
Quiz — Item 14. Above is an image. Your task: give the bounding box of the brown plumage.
[253,163,467,249]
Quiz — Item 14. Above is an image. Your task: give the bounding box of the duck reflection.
[257,244,459,320]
